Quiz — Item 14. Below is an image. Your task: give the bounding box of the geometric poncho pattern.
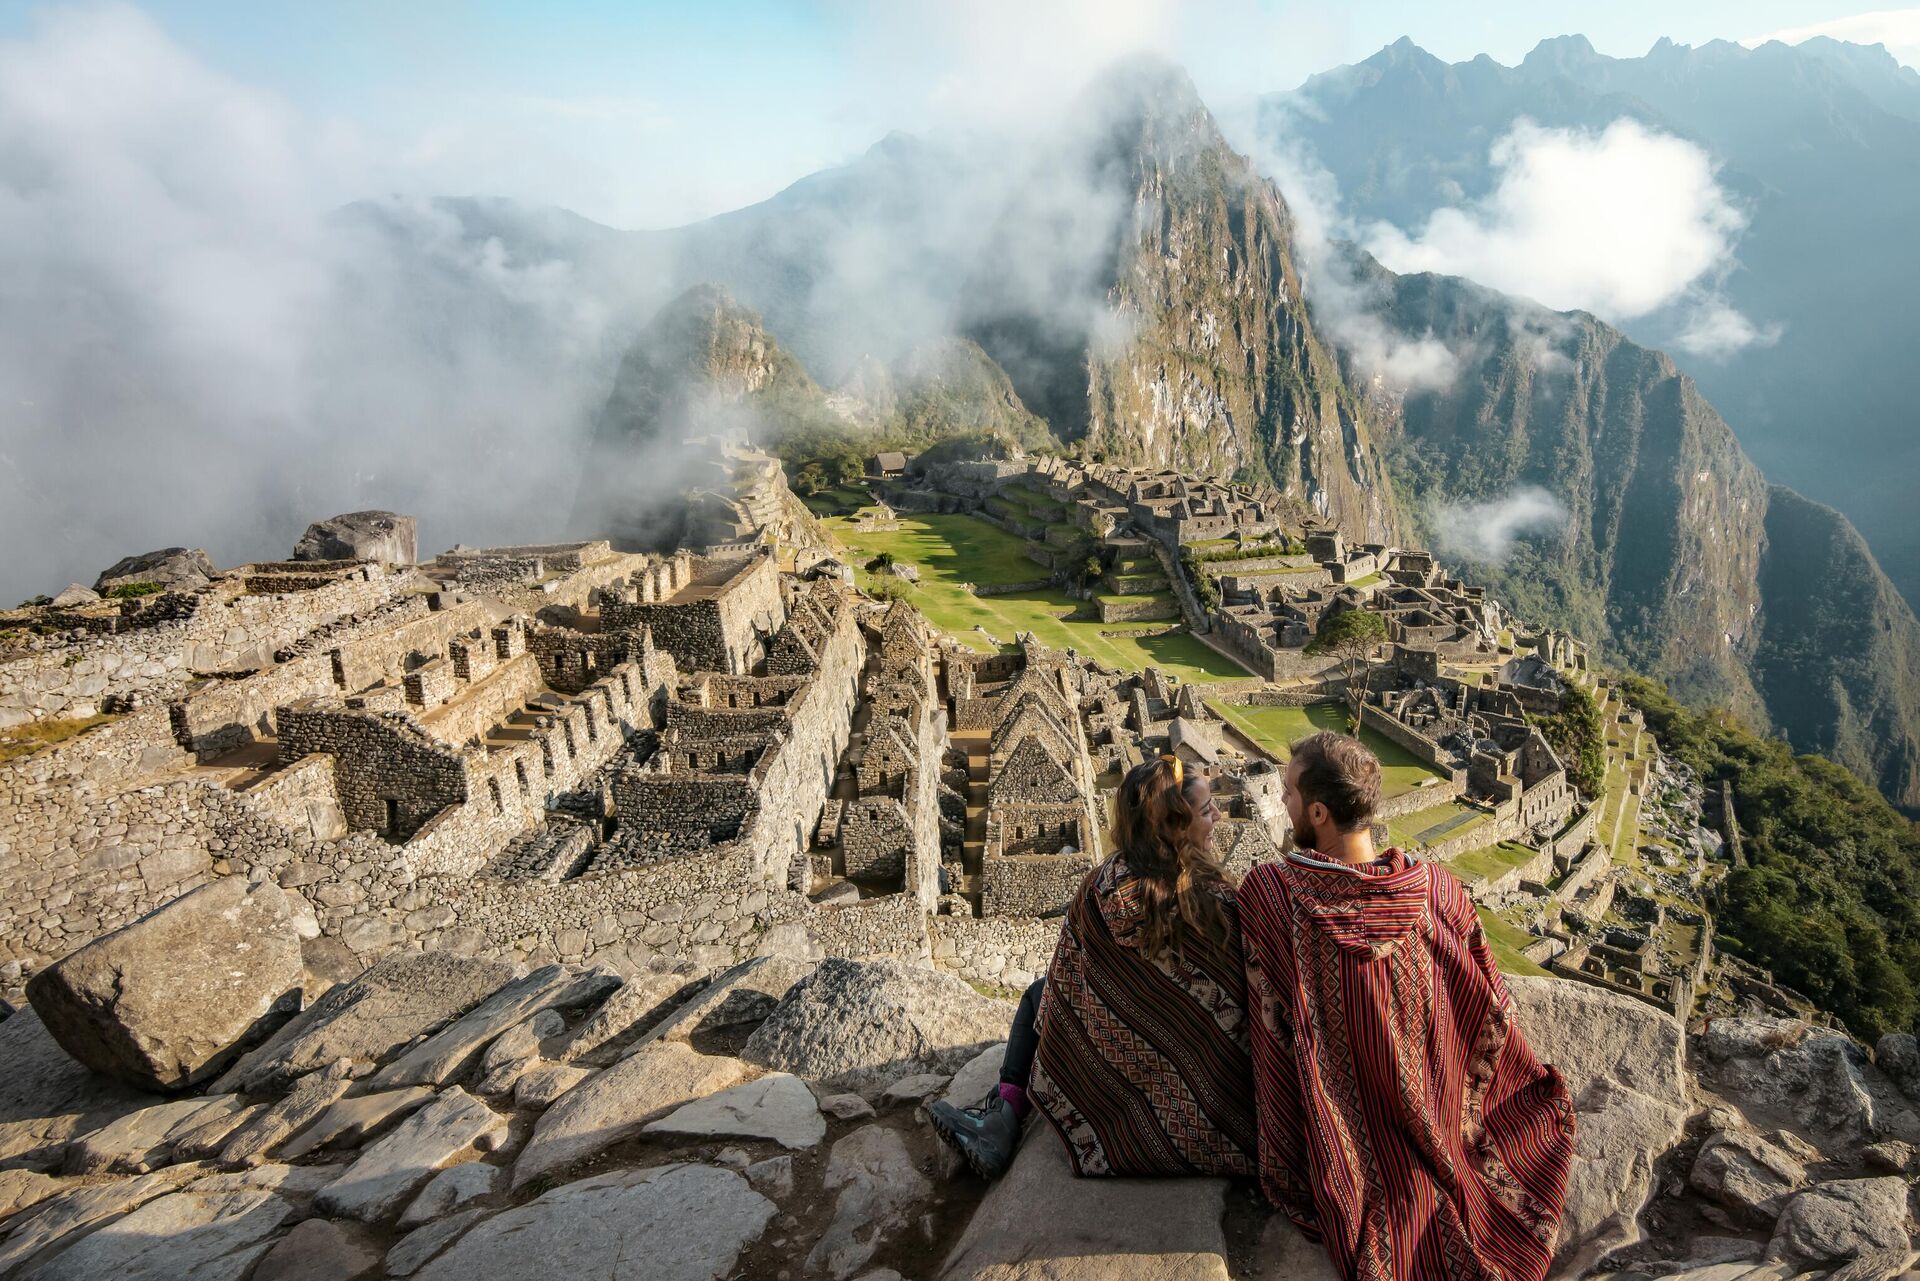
[1029,852,1260,1179]
[1239,849,1576,1281]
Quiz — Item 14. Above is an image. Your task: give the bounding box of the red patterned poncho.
[1239,849,1575,1281]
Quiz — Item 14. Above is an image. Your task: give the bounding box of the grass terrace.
[1215,701,1453,798]
[1478,907,1552,978]
[1448,840,1539,885]
[801,486,877,518]
[824,511,1248,682]
[0,712,122,765]
[1385,799,1490,850]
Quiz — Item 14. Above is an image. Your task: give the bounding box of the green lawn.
[1449,841,1539,885]
[1478,907,1552,978]
[801,486,874,518]
[1215,701,1452,798]
[825,512,1247,683]
[1385,799,1489,849]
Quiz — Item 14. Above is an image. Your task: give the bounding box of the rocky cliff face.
[1356,264,1920,813]
[967,62,1400,543]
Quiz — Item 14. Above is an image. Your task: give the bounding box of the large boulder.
[93,547,215,593]
[26,878,304,1092]
[1699,1017,1920,1144]
[293,511,417,564]
[212,951,517,1094]
[1505,977,1690,1279]
[741,958,1013,1088]
[1689,1129,1810,1224]
[1766,1177,1913,1267]
[938,1125,1231,1281]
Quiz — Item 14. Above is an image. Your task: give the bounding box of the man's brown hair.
[1289,730,1382,831]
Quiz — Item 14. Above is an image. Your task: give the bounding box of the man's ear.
[1306,800,1331,834]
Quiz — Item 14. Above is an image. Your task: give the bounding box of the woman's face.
[1185,775,1219,849]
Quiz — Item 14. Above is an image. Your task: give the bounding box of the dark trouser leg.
[1000,978,1046,1087]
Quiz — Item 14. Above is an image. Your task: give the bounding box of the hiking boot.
[929,1091,1022,1179]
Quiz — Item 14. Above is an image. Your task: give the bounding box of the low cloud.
[0,5,636,603]
[1224,106,1461,392]
[1674,295,1785,360]
[1430,486,1568,565]
[1362,118,1772,354]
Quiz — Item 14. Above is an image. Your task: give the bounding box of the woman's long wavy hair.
[1111,755,1235,962]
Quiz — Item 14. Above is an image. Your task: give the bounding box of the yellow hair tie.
[1161,753,1183,786]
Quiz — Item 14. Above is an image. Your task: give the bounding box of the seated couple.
[930,731,1577,1281]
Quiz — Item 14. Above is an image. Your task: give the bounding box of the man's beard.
[1288,818,1316,853]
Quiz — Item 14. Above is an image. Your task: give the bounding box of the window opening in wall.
[515,760,530,794]
[384,798,399,834]
[489,779,503,814]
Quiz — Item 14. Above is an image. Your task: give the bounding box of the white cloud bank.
[0,4,634,603]
[1430,486,1569,565]
[1362,118,1778,358]
[1745,8,1920,70]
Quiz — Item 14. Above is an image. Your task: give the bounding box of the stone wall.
[982,853,1093,918]
[1097,596,1179,624]
[611,553,783,675]
[932,914,1063,991]
[1356,702,1467,788]
[1,567,404,730]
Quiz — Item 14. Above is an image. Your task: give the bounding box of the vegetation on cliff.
[1621,673,1920,1040]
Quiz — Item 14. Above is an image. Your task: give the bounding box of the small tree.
[1306,609,1389,699]
[830,453,864,486]
[1080,555,1105,589]
[864,551,894,574]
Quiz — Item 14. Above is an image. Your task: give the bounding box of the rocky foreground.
[0,881,1914,1280]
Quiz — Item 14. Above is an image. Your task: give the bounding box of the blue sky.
[1,1,1914,226]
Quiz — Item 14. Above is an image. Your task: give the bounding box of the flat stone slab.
[0,1168,194,1276]
[399,1160,503,1228]
[17,1185,291,1281]
[371,964,619,1089]
[411,1164,774,1281]
[217,952,516,1094]
[0,1006,163,1169]
[513,1041,746,1189]
[279,1086,436,1158]
[812,1124,933,1280]
[938,1126,1230,1281]
[645,1073,826,1150]
[315,1087,506,1222]
[219,1069,351,1166]
[64,1095,233,1174]
[252,1217,382,1281]
[557,970,694,1064]
[628,957,816,1053]
[385,1206,490,1277]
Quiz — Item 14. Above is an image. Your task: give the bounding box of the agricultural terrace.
[822,510,1248,683]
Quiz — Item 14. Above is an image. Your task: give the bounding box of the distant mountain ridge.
[1265,32,1920,610]
[1352,260,1920,811]
[348,56,1920,814]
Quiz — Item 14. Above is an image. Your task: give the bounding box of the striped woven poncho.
[1028,852,1258,1178]
[1239,849,1576,1281]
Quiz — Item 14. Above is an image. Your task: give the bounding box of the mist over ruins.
[3,6,1920,1281]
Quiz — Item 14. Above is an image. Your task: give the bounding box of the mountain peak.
[1520,33,1603,76]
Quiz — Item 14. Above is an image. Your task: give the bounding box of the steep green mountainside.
[1622,673,1920,1040]
[1752,487,1920,812]
[1265,33,1920,608]
[1359,263,1920,814]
